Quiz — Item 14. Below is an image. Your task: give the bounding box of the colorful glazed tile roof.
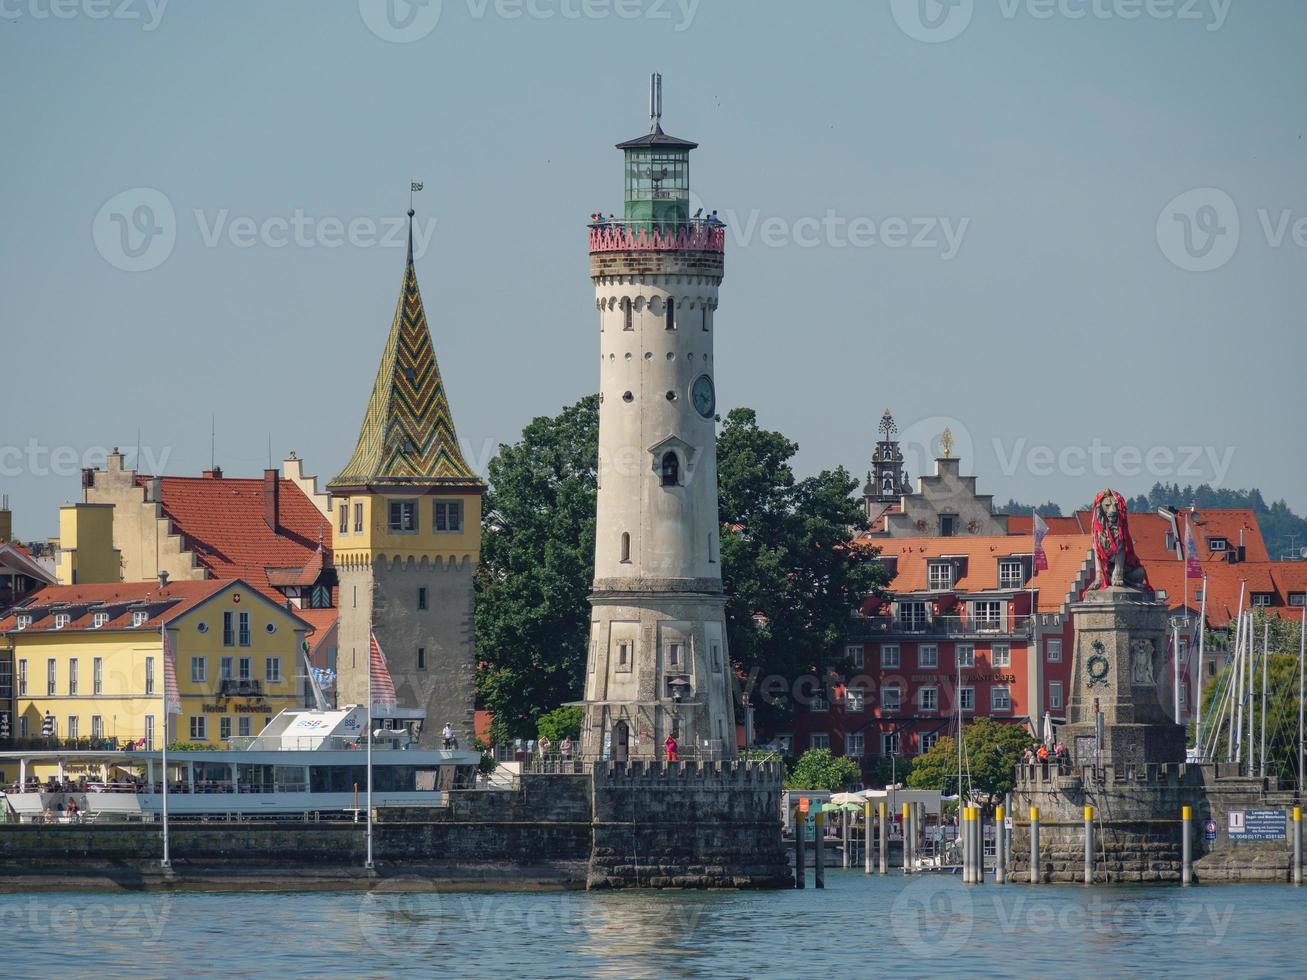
[329,221,481,492]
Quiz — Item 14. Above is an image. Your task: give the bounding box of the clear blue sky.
[3,0,1304,541]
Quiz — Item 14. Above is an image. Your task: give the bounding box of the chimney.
[0,495,10,542]
[264,468,280,534]
[157,570,169,589]
[202,466,223,479]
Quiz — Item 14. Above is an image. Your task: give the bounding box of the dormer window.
[1208,537,1228,552]
[132,611,148,627]
[998,559,1025,589]
[15,614,31,630]
[1289,593,1306,608]
[92,612,109,629]
[927,562,954,590]
[54,613,70,629]
[1250,593,1272,608]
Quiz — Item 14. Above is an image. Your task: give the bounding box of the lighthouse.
[580,75,737,762]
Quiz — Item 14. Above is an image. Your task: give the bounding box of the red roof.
[1059,508,1268,563]
[1148,560,1307,627]
[142,473,332,594]
[870,533,1093,613]
[0,579,300,634]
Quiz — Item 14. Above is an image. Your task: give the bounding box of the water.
[1,871,1303,978]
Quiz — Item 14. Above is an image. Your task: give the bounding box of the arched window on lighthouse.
[620,532,631,563]
[665,298,676,330]
[660,451,680,487]
[622,297,633,331]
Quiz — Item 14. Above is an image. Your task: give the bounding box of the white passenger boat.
[0,705,483,823]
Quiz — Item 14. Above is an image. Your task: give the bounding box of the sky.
[2,0,1304,542]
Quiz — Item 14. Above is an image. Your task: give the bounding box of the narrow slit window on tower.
[661,451,679,487]
[338,499,349,534]
[620,532,631,563]
[622,297,633,331]
[702,307,708,331]
[418,587,428,610]
[665,297,676,330]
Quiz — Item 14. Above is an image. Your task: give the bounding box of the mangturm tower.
[329,211,484,745]
[580,75,737,762]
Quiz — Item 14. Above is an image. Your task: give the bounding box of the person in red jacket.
[664,734,678,762]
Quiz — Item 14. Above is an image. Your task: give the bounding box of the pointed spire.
[329,211,481,493]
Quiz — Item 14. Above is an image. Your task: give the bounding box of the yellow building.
[54,503,122,585]
[0,578,309,778]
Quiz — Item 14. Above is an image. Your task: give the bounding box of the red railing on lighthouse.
[588,218,725,254]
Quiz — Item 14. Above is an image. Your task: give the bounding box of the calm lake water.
[1,872,1303,978]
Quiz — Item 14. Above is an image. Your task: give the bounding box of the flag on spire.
[161,626,182,715]
[368,630,398,709]
[1033,512,1050,572]
[1184,518,1203,579]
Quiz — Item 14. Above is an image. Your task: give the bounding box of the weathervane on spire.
[940,427,954,459]
[409,180,423,215]
[878,409,897,441]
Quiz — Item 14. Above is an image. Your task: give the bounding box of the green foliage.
[865,754,913,788]
[165,741,205,752]
[907,718,1034,801]
[717,408,888,730]
[536,705,582,744]
[998,499,1063,517]
[783,748,863,791]
[1197,610,1307,782]
[475,396,599,744]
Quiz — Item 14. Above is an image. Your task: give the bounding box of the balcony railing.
[848,614,1033,639]
[588,218,725,254]
[219,679,263,697]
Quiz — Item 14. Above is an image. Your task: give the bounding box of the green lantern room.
[616,73,697,228]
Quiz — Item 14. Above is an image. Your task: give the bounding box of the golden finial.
[940,427,954,458]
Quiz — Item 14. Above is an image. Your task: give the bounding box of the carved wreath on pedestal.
[1086,639,1110,688]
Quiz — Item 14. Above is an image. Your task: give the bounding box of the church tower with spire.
[580,76,737,762]
[329,210,484,745]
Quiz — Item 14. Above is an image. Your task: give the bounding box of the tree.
[536,705,582,744]
[718,408,889,731]
[475,396,598,744]
[998,499,1063,517]
[784,748,862,791]
[907,718,1034,804]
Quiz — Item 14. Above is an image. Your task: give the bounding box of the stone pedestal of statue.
[1061,586,1186,768]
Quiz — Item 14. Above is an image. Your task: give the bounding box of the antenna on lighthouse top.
[649,72,663,133]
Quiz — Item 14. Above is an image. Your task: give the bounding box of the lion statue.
[1088,489,1151,592]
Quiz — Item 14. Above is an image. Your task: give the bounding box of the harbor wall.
[1009,762,1296,883]
[0,764,789,890]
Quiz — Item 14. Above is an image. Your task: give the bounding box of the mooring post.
[864,801,873,875]
[1084,805,1095,885]
[1294,806,1302,886]
[961,810,972,888]
[814,808,825,889]
[995,804,1006,885]
[977,807,986,886]
[1030,805,1041,884]
[794,805,805,889]
[1181,805,1192,886]
[902,802,912,874]
[878,801,888,874]
[842,810,851,869]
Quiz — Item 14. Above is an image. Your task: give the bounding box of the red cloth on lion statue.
[1087,488,1151,594]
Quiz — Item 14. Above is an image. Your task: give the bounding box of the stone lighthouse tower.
[580,75,737,762]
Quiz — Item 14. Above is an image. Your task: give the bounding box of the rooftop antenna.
[267,433,273,470]
[210,415,216,471]
[649,72,663,134]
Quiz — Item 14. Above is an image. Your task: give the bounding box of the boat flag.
[1184,518,1203,579]
[161,625,182,715]
[368,630,398,709]
[1033,512,1050,572]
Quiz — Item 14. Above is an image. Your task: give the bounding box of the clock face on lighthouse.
[691,374,715,418]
